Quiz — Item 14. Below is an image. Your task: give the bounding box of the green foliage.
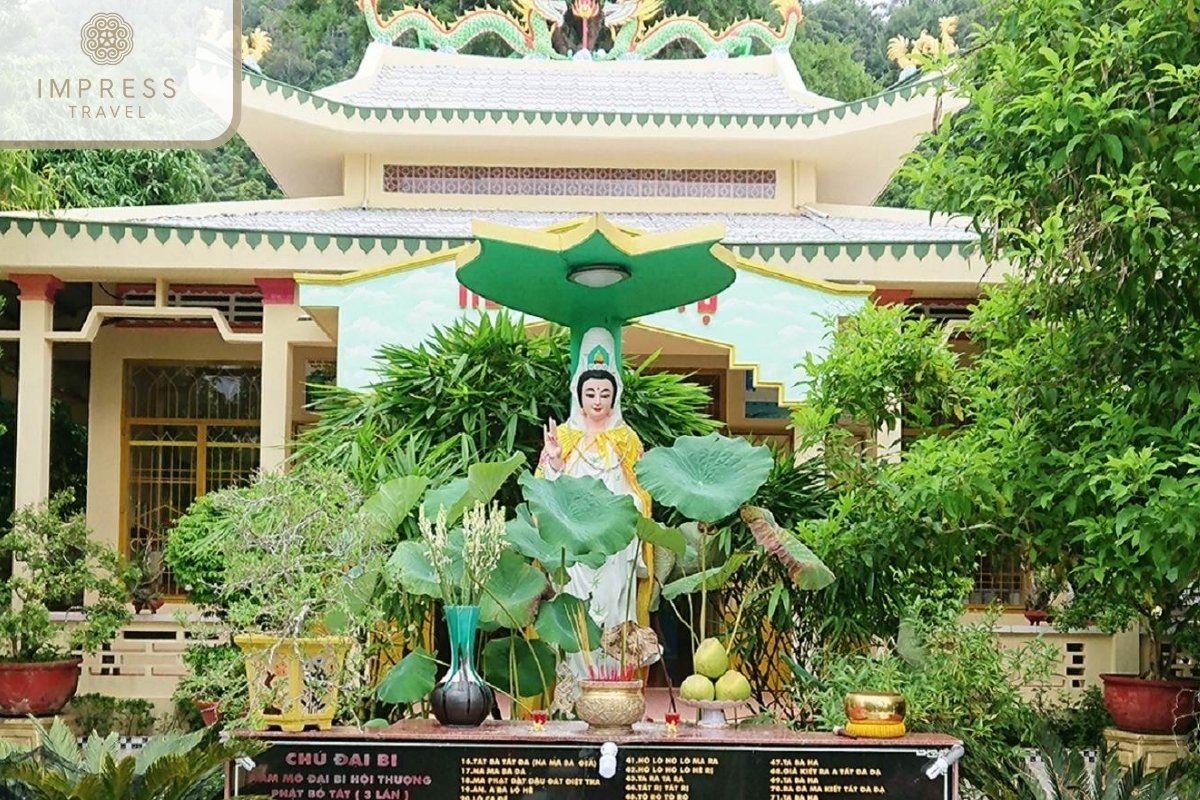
[966,724,1200,800]
[905,0,1200,323]
[0,490,131,662]
[635,433,774,523]
[0,718,267,800]
[182,466,393,639]
[0,397,90,537]
[1040,685,1112,751]
[519,473,639,567]
[171,643,249,726]
[0,150,62,211]
[294,312,718,503]
[162,493,230,608]
[375,647,437,705]
[790,35,884,101]
[30,149,208,207]
[198,135,282,202]
[807,601,1056,774]
[794,302,965,448]
[64,694,156,739]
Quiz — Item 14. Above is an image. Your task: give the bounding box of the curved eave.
[243,68,946,137]
[0,213,987,295]
[237,67,954,199]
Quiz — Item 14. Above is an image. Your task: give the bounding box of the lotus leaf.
[376,648,437,704]
[533,594,601,653]
[635,433,772,522]
[478,550,548,631]
[519,472,639,568]
[739,506,834,590]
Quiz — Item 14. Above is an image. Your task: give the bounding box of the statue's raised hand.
[542,418,563,468]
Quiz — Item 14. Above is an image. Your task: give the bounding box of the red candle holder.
[665,712,680,732]
[531,710,548,731]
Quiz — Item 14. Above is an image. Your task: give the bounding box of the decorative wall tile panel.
[383,165,777,199]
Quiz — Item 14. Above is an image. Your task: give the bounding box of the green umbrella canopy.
[455,214,738,332]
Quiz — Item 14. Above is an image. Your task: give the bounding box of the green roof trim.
[241,68,944,132]
[0,215,977,264]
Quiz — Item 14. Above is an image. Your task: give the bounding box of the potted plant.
[171,465,416,731]
[172,640,248,728]
[1023,565,1062,626]
[1039,444,1200,735]
[0,490,131,716]
[122,544,165,614]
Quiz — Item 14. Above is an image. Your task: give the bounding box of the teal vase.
[430,605,493,726]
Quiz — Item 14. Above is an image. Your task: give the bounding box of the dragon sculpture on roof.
[357,0,568,57]
[602,0,801,59]
[357,0,801,60]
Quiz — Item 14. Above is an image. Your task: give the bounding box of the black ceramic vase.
[430,605,493,726]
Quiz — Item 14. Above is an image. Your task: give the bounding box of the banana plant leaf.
[533,594,601,653]
[519,472,639,568]
[635,433,772,523]
[482,636,556,701]
[739,506,835,590]
[376,647,438,704]
[421,453,525,526]
[478,550,548,632]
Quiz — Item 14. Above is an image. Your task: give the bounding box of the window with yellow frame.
[122,362,261,595]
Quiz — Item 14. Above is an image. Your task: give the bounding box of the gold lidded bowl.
[844,691,906,724]
[575,679,645,734]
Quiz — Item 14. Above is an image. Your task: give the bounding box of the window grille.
[968,552,1026,607]
[123,364,261,595]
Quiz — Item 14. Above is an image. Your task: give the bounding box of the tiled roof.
[139,207,972,244]
[336,64,817,115]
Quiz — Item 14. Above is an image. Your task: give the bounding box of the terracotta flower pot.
[0,658,83,717]
[1100,673,1200,735]
[1023,609,1049,625]
[193,699,221,727]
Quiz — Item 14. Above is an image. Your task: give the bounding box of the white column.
[12,275,61,508]
[256,278,296,473]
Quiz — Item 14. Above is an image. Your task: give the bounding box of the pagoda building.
[0,1,1092,713]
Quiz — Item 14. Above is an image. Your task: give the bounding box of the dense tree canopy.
[879,0,1200,674]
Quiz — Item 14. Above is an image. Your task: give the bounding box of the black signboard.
[230,738,954,800]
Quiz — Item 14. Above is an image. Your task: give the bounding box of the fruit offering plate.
[674,697,749,728]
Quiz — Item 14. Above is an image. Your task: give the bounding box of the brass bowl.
[575,680,645,734]
[844,691,906,724]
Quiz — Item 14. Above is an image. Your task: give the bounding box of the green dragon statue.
[357,0,568,58]
[599,0,802,60]
[356,0,801,60]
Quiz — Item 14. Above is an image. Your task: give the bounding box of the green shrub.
[1041,685,1113,751]
[63,694,155,738]
[162,493,229,608]
[805,599,1056,771]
